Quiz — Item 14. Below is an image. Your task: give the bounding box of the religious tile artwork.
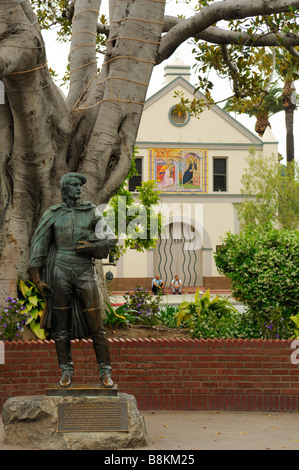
[149,148,208,192]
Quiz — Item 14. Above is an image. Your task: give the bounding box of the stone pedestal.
[2,385,148,450]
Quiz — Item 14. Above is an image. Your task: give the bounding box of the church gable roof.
[140,75,264,146]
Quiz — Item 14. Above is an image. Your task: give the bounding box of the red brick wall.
[1,338,298,412]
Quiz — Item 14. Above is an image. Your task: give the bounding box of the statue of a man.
[28,173,117,388]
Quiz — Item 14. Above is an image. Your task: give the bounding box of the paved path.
[1,410,299,451]
[110,291,241,306]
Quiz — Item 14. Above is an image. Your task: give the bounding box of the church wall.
[106,71,278,291]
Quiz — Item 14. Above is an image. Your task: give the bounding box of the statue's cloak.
[29,203,97,339]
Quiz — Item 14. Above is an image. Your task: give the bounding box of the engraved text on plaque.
[57,402,129,432]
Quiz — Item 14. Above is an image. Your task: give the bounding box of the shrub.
[18,279,48,340]
[104,302,138,327]
[123,286,162,327]
[176,288,240,339]
[214,225,298,339]
[0,297,30,341]
[156,305,181,329]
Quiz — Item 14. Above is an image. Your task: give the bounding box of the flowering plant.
[123,286,162,327]
[0,297,30,341]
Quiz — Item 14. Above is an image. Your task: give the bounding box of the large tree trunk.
[1,0,299,304]
[282,80,296,165]
[0,0,165,303]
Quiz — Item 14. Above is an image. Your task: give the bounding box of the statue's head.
[60,172,87,204]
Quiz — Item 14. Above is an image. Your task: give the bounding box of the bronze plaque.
[57,402,129,433]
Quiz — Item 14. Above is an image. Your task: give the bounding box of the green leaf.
[178,301,191,309]
[195,306,202,317]
[28,307,39,320]
[176,310,192,326]
[290,315,299,328]
[194,287,200,303]
[18,279,33,297]
[29,319,47,340]
[202,289,210,302]
[28,295,38,307]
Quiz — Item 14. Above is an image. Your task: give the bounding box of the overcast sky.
[43,0,298,163]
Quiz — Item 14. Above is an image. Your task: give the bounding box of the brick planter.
[1,337,298,412]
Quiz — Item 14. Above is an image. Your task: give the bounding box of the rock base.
[2,392,148,450]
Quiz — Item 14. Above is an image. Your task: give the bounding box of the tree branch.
[66,0,101,108]
[0,101,13,230]
[98,15,299,48]
[109,0,117,22]
[157,0,299,63]
[286,45,299,58]
[78,0,165,203]
[220,44,244,98]
[163,16,299,47]
[20,0,41,34]
[0,1,72,185]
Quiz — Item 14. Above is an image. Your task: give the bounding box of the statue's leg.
[83,307,113,387]
[51,265,74,387]
[51,307,73,387]
[75,264,113,387]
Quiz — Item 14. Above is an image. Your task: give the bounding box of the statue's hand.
[76,237,117,259]
[28,266,52,298]
[75,240,95,256]
[108,237,118,247]
[36,281,52,298]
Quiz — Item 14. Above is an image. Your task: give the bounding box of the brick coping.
[2,337,293,349]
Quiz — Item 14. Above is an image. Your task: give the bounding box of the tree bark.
[282,80,296,165]
[1,0,299,303]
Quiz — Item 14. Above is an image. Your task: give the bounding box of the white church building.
[105,60,278,292]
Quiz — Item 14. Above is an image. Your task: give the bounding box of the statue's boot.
[84,307,113,387]
[52,308,73,388]
[54,339,73,387]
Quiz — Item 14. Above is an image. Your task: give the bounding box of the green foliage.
[31,0,70,34]
[192,43,276,109]
[237,151,299,231]
[290,313,299,338]
[175,288,238,338]
[189,3,299,119]
[276,48,299,83]
[103,149,163,259]
[290,314,299,339]
[0,297,30,341]
[172,90,213,119]
[156,305,181,329]
[104,302,138,327]
[176,288,237,323]
[224,83,283,123]
[18,279,49,340]
[214,226,299,339]
[123,286,162,327]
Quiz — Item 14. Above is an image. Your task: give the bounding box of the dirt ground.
[17,323,192,343]
[105,324,192,341]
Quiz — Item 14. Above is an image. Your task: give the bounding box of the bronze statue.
[28,173,117,388]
